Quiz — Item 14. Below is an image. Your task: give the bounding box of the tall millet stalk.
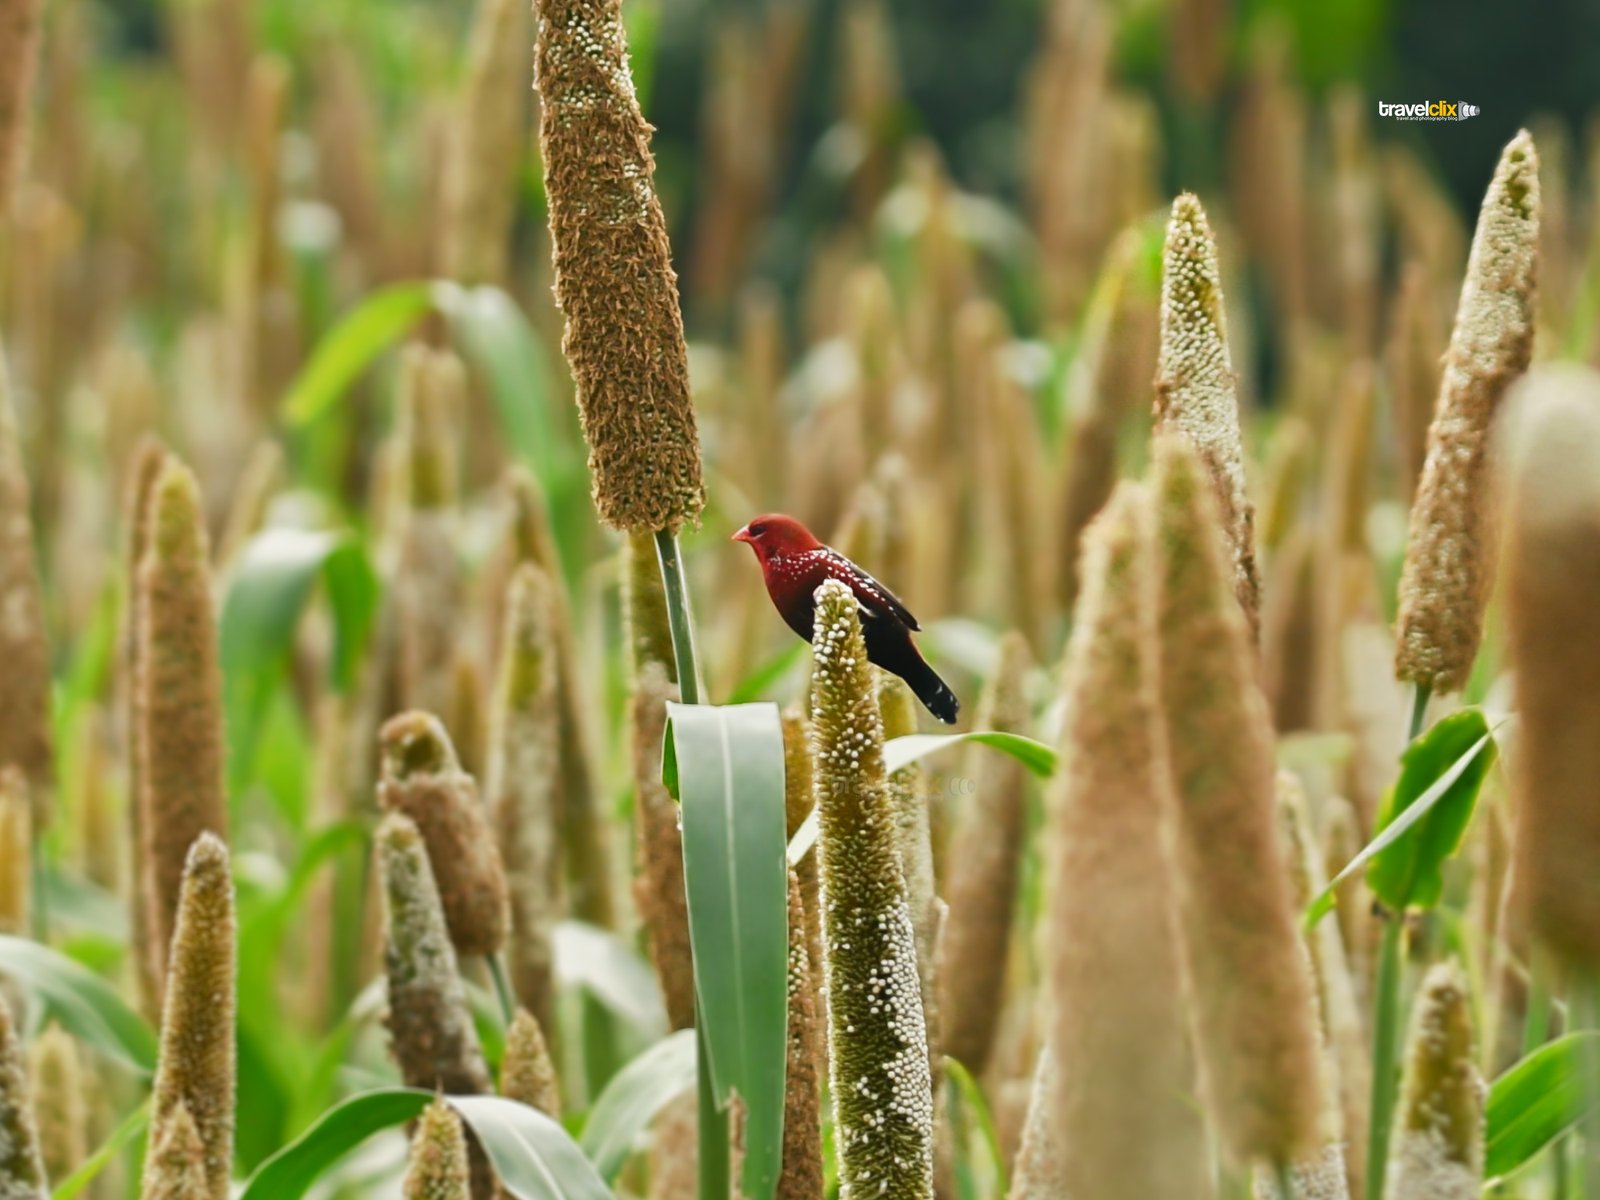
[1153,435,1326,1177]
[1051,481,1210,1200]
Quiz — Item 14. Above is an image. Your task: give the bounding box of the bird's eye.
[748,521,767,537]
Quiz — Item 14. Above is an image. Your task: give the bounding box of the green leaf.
[51,1100,150,1200]
[239,1088,614,1200]
[1367,709,1498,911]
[552,920,669,1041]
[580,1029,697,1180]
[1305,713,1499,927]
[219,529,378,796]
[430,283,587,585]
[943,1057,1008,1198]
[883,731,1058,778]
[725,640,808,705]
[451,1095,614,1200]
[0,936,157,1075]
[1486,1031,1600,1180]
[281,282,435,426]
[664,701,789,1200]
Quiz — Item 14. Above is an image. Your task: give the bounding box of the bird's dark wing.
[821,548,920,631]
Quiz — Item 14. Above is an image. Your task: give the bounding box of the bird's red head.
[732,513,823,562]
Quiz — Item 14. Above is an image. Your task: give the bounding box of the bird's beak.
[732,525,753,544]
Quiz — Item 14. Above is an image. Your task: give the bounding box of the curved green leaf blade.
[450,1095,613,1200]
[1486,1031,1600,1180]
[281,282,435,426]
[238,1088,432,1200]
[1305,712,1499,928]
[552,920,669,1041]
[51,1100,149,1200]
[883,731,1057,778]
[665,701,789,1200]
[580,1029,697,1180]
[0,936,157,1075]
[943,1057,1008,1198]
[239,1088,615,1200]
[220,530,377,796]
[1367,709,1498,911]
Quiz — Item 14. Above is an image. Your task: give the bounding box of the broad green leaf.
[281,282,434,426]
[1366,708,1497,912]
[580,1029,697,1180]
[430,282,587,584]
[432,283,560,475]
[553,920,669,1041]
[238,1088,613,1200]
[1486,1031,1600,1180]
[664,701,789,1200]
[1304,714,1499,927]
[51,1100,150,1200]
[943,1057,1008,1198]
[883,731,1057,778]
[238,1089,429,1200]
[0,936,157,1075]
[450,1095,613,1200]
[726,640,808,705]
[41,868,127,940]
[219,529,377,796]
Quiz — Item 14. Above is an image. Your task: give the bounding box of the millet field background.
[0,0,1599,1198]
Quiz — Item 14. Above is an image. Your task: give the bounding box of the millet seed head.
[1502,366,1600,971]
[534,0,704,533]
[1152,436,1327,1167]
[1395,130,1540,692]
[378,712,510,958]
[144,833,236,1200]
[1154,192,1261,634]
[0,993,48,1199]
[403,1099,471,1200]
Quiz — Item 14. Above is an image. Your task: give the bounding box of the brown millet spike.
[1384,962,1482,1199]
[378,712,510,959]
[26,1023,87,1186]
[534,0,704,533]
[1154,192,1262,635]
[623,528,677,681]
[1153,436,1326,1167]
[1503,366,1600,970]
[777,869,824,1200]
[0,0,44,204]
[403,1100,471,1200]
[630,662,694,1031]
[375,812,493,1097]
[1394,131,1540,692]
[501,1007,562,1116]
[123,435,168,1018]
[809,580,934,1197]
[1051,482,1211,1200]
[486,562,561,1033]
[0,355,53,823]
[0,993,47,1198]
[0,767,27,934]
[140,1100,208,1200]
[137,461,229,984]
[442,0,530,286]
[143,834,236,1200]
[938,632,1031,1077]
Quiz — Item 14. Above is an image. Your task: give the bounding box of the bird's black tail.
[903,654,960,724]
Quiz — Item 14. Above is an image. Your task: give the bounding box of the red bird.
[733,513,959,724]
